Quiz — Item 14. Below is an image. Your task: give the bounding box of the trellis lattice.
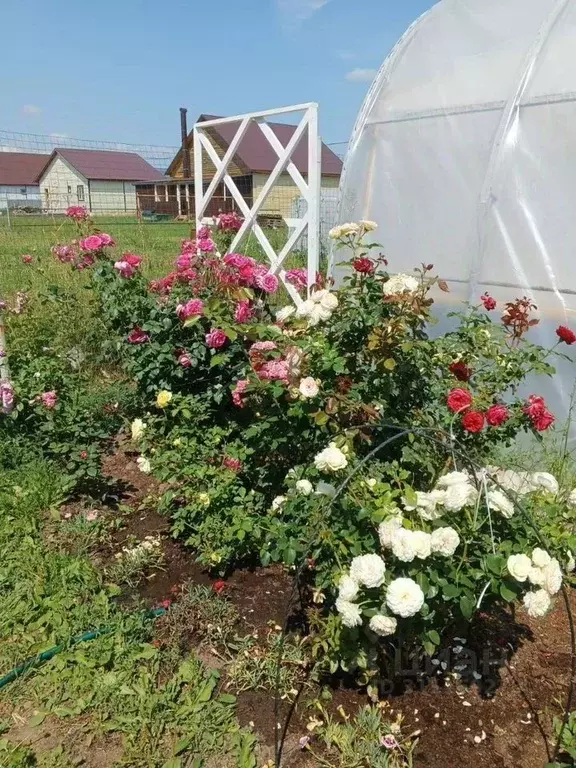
[193,104,321,304]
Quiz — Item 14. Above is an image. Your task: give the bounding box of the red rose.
[556,325,576,345]
[486,404,510,427]
[22,254,33,264]
[449,361,472,382]
[213,579,226,594]
[352,257,375,275]
[532,409,555,431]
[127,325,149,344]
[159,599,171,609]
[80,451,88,459]
[481,292,496,310]
[523,394,546,419]
[447,388,473,413]
[223,456,242,472]
[462,410,485,433]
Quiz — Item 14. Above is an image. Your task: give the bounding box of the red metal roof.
[167,115,343,178]
[0,152,50,186]
[38,149,166,182]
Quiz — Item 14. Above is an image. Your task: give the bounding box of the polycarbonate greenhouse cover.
[338,0,576,432]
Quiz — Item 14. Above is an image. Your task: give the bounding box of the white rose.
[528,567,546,586]
[336,598,362,628]
[295,479,313,496]
[523,589,551,618]
[359,220,378,232]
[295,299,315,318]
[339,222,360,236]
[328,225,344,239]
[542,558,562,595]
[315,481,336,498]
[366,478,377,489]
[443,483,477,512]
[391,528,416,563]
[314,442,348,473]
[136,456,151,474]
[412,531,432,560]
[299,377,319,398]
[386,578,425,618]
[131,418,146,441]
[531,548,551,569]
[530,472,559,495]
[382,273,419,296]
[568,489,576,509]
[378,515,403,549]
[436,471,471,488]
[430,527,460,557]
[338,574,359,601]
[349,554,386,589]
[567,551,576,573]
[272,495,286,511]
[369,615,397,636]
[408,490,446,521]
[494,469,533,496]
[276,305,296,322]
[317,291,338,311]
[487,490,514,519]
[507,553,532,582]
[307,303,332,326]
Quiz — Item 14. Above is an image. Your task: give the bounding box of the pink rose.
[41,390,58,409]
[127,326,149,344]
[205,328,228,349]
[98,233,115,247]
[223,456,242,472]
[257,359,290,384]
[181,239,196,253]
[285,268,307,290]
[52,245,76,263]
[255,271,279,293]
[80,235,104,252]
[86,511,98,522]
[234,300,254,324]
[114,260,135,278]
[176,253,193,271]
[123,253,142,268]
[232,379,250,407]
[224,253,255,269]
[178,352,192,367]
[197,226,212,239]
[176,298,204,321]
[197,238,216,253]
[22,254,33,264]
[66,205,89,221]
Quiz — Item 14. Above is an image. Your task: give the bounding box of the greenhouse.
[338,0,576,425]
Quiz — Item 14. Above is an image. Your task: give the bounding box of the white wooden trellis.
[193,103,321,304]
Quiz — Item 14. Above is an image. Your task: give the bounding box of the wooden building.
[135,114,342,220]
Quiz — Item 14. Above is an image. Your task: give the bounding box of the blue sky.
[1,0,434,149]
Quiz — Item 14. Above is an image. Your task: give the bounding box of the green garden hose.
[0,607,166,690]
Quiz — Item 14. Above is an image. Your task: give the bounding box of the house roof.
[0,152,50,186]
[166,114,343,178]
[38,149,166,182]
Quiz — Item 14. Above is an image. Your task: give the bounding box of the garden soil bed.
[90,442,576,767]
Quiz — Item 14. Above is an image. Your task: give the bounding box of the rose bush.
[5,211,575,679]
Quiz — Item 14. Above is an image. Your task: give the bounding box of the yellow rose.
[156,390,173,408]
[198,492,210,507]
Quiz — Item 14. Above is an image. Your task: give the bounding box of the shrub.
[6,214,575,677]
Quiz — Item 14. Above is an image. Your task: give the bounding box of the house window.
[67,185,72,194]
[77,185,85,202]
[20,187,26,196]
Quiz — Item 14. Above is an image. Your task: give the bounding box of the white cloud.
[22,104,42,116]
[277,0,330,22]
[345,68,378,83]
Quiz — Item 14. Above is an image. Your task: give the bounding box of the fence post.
[0,307,12,414]
[5,197,11,230]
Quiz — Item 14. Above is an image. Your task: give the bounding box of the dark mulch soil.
[78,442,576,767]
